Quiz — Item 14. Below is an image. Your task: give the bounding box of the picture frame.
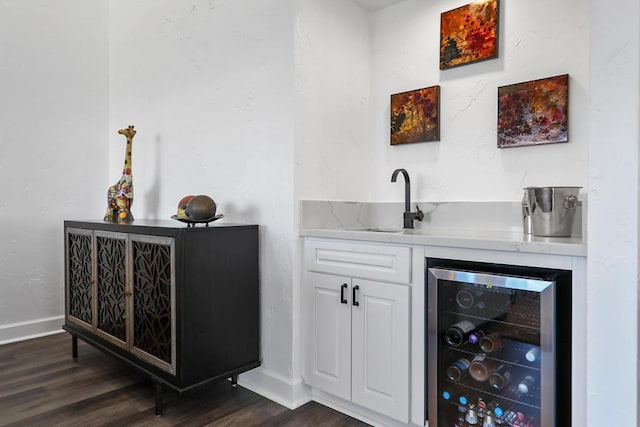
[440,0,500,70]
[390,86,441,145]
[497,74,569,148]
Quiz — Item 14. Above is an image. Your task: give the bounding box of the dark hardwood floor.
[0,333,369,426]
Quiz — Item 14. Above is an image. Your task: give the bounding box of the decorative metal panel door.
[129,234,176,374]
[66,228,94,330]
[95,231,128,348]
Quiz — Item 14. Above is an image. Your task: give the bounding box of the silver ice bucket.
[525,186,581,237]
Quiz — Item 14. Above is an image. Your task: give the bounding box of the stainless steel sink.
[345,226,404,233]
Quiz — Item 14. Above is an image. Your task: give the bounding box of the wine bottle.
[456,285,485,309]
[456,289,475,309]
[475,397,486,419]
[488,400,504,419]
[465,406,479,425]
[445,320,476,347]
[454,405,468,427]
[446,358,471,381]
[482,415,496,427]
[517,375,535,394]
[514,411,526,425]
[479,332,503,353]
[476,396,486,408]
[469,353,495,382]
[488,364,512,390]
[502,410,517,425]
[525,347,539,362]
[468,330,486,345]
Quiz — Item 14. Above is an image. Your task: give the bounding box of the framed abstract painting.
[390,86,440,145]
[440,0,499,70]
[497,74,569,148]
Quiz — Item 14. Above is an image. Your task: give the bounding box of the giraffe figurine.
[104,125,136,223]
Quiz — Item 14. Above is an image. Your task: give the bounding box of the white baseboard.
[238,367,311,410]
[0,316,65,345]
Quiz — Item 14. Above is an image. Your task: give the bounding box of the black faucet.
[391,168,424,229]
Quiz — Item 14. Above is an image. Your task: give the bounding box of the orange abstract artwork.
[390,86,440,145]
[440,0,499,70]
[498,74,569,148]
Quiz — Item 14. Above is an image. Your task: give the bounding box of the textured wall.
[587,0,640,424]
[108,0,296,379]
[368,0,589,202]
[294,0,373,202]
[0,0,108,341]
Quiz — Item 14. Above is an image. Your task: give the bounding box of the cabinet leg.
[72,335,78,359]
[231,374,238,387]
[154,380,163,416]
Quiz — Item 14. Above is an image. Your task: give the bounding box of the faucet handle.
[415,205,424,221]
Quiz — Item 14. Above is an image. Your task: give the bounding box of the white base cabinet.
[304,239,411,423]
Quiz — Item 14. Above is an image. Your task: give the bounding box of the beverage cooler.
[426,258,571,427]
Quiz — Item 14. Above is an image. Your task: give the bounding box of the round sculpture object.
[176,195,195,220]
[171,194,222,227]
[186,195,217,220]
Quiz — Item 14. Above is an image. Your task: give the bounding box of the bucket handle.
[563,194,579,209]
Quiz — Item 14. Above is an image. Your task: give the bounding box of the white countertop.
[300,200,587,257]
[300,227,586,256]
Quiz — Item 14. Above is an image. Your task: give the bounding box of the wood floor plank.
[262,402,370,427]
[199,398,289,427]
[5,382,152,427]
[0,334,369,426]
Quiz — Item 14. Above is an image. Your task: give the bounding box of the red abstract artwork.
[440,0,499,70]
[498,74,569,148]
[390,86,440,145]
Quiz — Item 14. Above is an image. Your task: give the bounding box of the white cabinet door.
[306,272,352,401]
[351,278,410,423]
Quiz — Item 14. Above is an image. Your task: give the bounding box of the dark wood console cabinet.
[63,219,260,414]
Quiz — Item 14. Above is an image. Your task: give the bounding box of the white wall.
[108,0,297,382]
[294,0,373,202]
[0,0,108,342]
[368,0,589,202]
[587,0,639,424]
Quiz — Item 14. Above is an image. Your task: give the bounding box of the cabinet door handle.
[340,283,348,304]
[352,285,360,306]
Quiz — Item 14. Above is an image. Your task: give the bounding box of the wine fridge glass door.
[427,267,555,427]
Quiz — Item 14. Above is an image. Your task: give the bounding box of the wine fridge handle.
[340,283,348,304]
[352,285,360,306]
